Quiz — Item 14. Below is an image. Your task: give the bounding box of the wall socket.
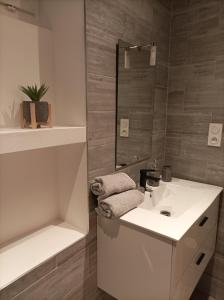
[208,123,223,147]
[120,118,129,137]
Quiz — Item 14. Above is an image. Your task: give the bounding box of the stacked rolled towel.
[90,172,144,218]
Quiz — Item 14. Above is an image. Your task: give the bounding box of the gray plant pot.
[23,101,49,123]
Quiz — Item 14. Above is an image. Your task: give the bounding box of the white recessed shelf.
[0,3,88,294]
[0,223,85,290]
[0,126,86,154]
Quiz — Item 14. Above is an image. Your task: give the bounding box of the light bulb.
[124,48,130,69]
[150,43,157,66]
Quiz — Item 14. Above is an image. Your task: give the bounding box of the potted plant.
[20,83,49,125]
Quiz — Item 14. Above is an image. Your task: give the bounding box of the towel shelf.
[0,126,86,154]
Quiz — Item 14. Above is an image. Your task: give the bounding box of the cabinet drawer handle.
[196,253,206,265]
[199,216,208,227]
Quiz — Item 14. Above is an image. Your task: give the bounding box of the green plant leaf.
[20,83,49,101]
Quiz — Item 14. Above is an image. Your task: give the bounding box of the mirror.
[115,39,155,169]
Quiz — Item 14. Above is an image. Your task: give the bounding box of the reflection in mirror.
[115,39,155,170]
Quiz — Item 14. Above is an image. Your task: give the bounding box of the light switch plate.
[120,118,129,137]
[208,123,223,147]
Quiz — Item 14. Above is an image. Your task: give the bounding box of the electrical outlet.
[208,123,223,147]
[120,119,129,137]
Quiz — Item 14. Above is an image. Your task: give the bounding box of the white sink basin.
[140,180,210,218]
[121,178,222,241]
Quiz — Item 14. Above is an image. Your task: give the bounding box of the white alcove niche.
[0,0,88,291]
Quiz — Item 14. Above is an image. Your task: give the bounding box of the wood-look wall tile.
[13,239,96,300]
[63,273,99,300]
[167,91,185,113]
[86,38,116,78]
[170,34,190,65]
[188,0,219,9]
[117,129,152,165]
[88,142,115,180]
[172,0,189,13]
[216,229,224,257]
[215,59,224,80]
[172,13,190,36]
[184,90,224,114]
[156,64,168,87]
[152,133,166,162]
[88,111,115,142]
[205,163,224,187]
[154,88,167,116]
[56,239,87,267]
[87,74,115,112]
[158,0,171,10]
[85,1,124,77]
[63,272,115,300]
[169,64,193,92]
[165,134,182,157]
[153,117,166,133]
[219,0,224,29]
[217,202,224,253]
[190,3,219,37]
[190,32,224,63]
[167,112,210,135]
[86,211,98,243]
[0,258,56,300]
[181,134,224,164]
[165,155,206,182]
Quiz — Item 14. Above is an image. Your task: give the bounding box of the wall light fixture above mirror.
[123,41,157,69]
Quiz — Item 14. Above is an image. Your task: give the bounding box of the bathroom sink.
[98,178,222,300]
[121,178,222,240]
[140,180,210,218]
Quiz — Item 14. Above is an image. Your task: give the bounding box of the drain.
[160,210,171,217]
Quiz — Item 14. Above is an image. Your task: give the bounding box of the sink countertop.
[120,178,223,241]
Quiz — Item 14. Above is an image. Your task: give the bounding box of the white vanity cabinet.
[171,197,219,300]
[97,191,220,300]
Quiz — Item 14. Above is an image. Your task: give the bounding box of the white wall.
[0,0,39,25]
[0,14,54,128]
[0,0,88,245]
[0,13,58,246]
[39,0,86,126]
[39,0,88,234]
[0,148,59,245]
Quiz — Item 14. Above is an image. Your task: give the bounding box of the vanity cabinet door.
[172,225,217,300]
[171,197,219,287]
[98,217,173,300]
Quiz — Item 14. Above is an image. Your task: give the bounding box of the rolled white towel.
[90,172,136,201]
[96,189,144,219]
